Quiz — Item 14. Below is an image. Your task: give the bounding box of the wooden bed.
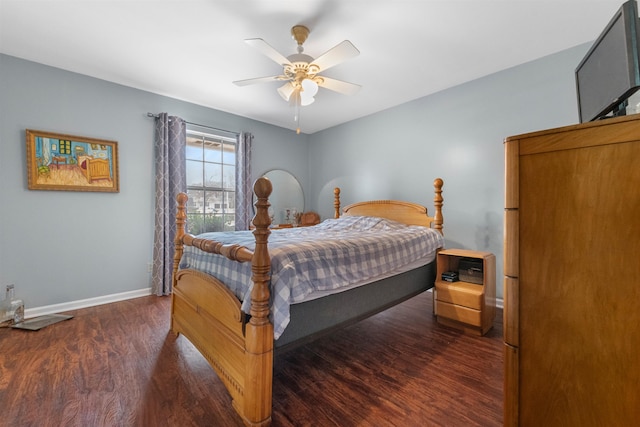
[170,177,444,426]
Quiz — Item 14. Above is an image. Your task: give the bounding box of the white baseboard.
[26,288,502,318]
[25,288,153,318]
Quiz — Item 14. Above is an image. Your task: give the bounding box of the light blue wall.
[1,42,590,307]
[0,54,309,309]
[309,43,591,299]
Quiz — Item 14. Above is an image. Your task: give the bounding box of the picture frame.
[26,129,120,193]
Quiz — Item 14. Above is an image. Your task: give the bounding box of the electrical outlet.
[147,262,153,273]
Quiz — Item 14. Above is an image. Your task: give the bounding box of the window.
[59,139,71,154]
[185,128,237,234]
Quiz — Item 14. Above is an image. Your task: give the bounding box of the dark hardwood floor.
[0,292,503,427]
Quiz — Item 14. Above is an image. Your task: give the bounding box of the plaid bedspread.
[179,215,444,339]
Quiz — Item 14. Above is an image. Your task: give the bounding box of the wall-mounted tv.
[576,0,640,122]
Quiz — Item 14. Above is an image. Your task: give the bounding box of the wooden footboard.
[172,269,247,403]
[171,177,274,427]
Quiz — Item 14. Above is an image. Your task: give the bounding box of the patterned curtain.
[234,132,253,230]
[152,113,186,296]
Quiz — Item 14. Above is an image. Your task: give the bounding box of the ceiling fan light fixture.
[301,78,318,96]
[277,82,294,101]
[300,78,318,106]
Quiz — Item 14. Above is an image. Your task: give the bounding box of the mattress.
[179,215,444,339]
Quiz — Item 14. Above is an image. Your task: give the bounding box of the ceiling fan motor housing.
[285,53,319,85]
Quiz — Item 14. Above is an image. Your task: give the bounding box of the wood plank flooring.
[0,292,503,426]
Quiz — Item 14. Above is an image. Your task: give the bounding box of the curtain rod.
[146,112,238,136]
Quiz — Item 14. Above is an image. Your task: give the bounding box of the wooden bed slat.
[183,236,254,262]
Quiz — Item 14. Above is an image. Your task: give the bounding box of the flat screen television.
[576,0,640,122]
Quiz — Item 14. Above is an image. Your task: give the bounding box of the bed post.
[173,193,188,288]
[171,193,188,332]
[243,176,274,426]
[334,187,341,218]
[433,178,444,235]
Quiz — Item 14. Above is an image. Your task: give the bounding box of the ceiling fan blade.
[317,76,361,95]
[311,40,359,72]
[233,75,287,87]
[245,38,292,66]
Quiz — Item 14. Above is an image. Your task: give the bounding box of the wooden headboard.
[333,178,443,234]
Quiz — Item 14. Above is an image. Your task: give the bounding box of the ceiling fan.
[233,25,361,132]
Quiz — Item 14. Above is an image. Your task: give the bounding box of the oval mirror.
[258,170,304,225]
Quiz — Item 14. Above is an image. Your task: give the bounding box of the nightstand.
[434,249,496,336]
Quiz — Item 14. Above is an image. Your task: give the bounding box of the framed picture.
[26,129,119,193]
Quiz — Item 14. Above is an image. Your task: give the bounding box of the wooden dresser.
[503,115,640,426]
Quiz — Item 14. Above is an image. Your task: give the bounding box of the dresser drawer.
[435,281,484,310]
[436,300,482,327]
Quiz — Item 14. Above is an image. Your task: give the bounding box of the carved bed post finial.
[249,176,272,324]
[244,176,274,426]
[334,187,341,218]
[433,178,444,235]
[171,192,188,333]
[173,193,188,291]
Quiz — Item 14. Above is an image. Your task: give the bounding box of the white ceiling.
[0,0,626,134]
